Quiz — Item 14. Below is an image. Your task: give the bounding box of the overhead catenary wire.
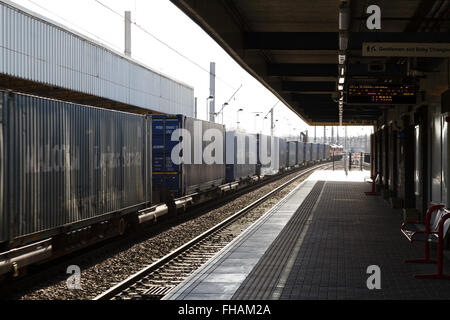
[38,0,304,133]
[18,0,315,135]
[263,100,279,119]
[25,0,123,52]
[93,0,237,91]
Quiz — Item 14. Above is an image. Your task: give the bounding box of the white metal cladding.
[0,0,194,116]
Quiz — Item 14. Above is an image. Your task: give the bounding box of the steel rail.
[93,163,330,300]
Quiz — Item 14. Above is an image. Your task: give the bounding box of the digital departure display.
[347,83,417,104]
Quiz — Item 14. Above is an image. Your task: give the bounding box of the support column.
[124,11,131,57]
[209,62,216,122]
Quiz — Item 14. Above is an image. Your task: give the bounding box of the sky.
[11,0,373,140]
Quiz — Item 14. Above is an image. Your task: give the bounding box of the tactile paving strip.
[232,181,325,300]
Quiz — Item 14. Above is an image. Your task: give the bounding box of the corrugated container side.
[0,93,5,241]
[0,1,194,116]
[225,131,257,182]
[287,141,297,167]
[305,143,312,161]
[272,136,280,174]
[297,142,304,165]
[278,138,287,170]
[257,134,279,175]
[311,143,317,161]
[1,92,151,243]
[184,117,226,194]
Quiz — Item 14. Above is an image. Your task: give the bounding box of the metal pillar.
[194,97,197,119]
[270,108,274,137]
[360,152,363,171]
[333,150,335,171]
[331,126,335,144]
[209,62,216,122]
[337,127,340,145]
[124,11,131,57]
[344,126,348,150]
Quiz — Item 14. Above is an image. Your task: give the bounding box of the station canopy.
[170,0,450,125]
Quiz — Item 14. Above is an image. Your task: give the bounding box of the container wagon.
[151,114,226,202]
[297,141,305,166]
[226,131,257,183]
[257,133,278,176]
[304,142,312,164]
[311,143,319,162]
[287,141,298,168]
[319,144,326,161]
[278,138,288,171]
[323,144,330,161]
[0,91,152,275]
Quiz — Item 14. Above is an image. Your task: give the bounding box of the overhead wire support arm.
[216,84,243,116]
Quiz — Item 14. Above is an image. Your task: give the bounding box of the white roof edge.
[1,0,195,91]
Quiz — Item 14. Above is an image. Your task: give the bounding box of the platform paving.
[164,178,318,300]
[166,170,450,300]
[234,173,450,300]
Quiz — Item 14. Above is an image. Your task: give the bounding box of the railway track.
[94,163,332,300]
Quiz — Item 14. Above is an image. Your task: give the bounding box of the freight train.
[0,91,335,278]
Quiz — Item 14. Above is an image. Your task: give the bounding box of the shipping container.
[297,141,305,165]
[319,144,325,160]
[287,141,298,168]
[306,143,313,162]
[312,143,319,161]
[278,138,288,170]
[151,115,226,200]
[257,134,278,175]
[225,131,257,182]
[0,91,152,245]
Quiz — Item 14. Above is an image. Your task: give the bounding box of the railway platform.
[164,169,450,300]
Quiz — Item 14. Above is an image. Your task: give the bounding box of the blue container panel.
[151,116,183,197]
[153,173,181,197]
[226,165,234,182]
